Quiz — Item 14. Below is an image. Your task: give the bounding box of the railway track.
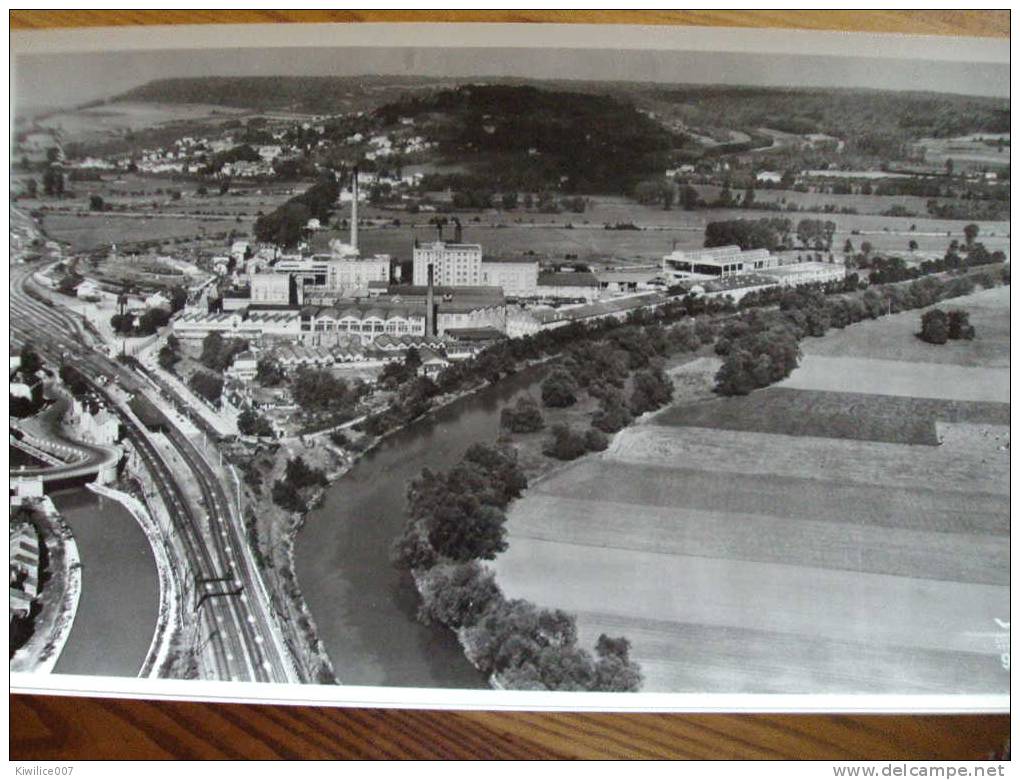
[11,262,292,682]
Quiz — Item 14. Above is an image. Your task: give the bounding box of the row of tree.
[714,265,1005,396]
[391,443,642,691]
[418,561,642,691]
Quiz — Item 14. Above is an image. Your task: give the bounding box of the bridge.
[9,418,122,490]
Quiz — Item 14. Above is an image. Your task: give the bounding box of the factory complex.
[170,171,845,377]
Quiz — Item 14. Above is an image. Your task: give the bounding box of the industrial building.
[478,257,540,298]
[412,240,484,287]
[662,245,776,282]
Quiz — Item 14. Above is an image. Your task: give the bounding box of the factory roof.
[768,262,843,277]
[481,255,540,265]
[303,301,424,320]
[443,326,506,342]
[594,269,665,283]
[537,271,599,288]
[528,293,665,324]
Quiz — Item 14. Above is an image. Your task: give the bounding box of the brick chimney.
[350,166,359,252]
[425,264,436,337]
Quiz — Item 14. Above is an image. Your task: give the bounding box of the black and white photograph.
[8,20,1010,711]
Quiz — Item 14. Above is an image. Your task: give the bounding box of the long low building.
[172,308,302,344]
[300,300,426,345]
[662,245,775,282]
[506,293,667,338]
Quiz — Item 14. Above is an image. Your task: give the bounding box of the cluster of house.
[361,130,434,161]
[9,520,40,621]
[66,395,121,447]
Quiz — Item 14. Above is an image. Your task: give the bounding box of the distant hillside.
[114,75,455,114]
[633,85,1010,159]
[374,84,687,193]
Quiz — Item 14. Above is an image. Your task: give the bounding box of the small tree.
[256,357,285,387]
[540,370,579,408]
[963,223,980,247]
[237,409,274,437]
[500,397,545,433]
[583,427,609,452]
[542,424,588,461]
[189,370,224,404]
[919,309,949,345]
[947,309,976,341]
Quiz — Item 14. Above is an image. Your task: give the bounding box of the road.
[10,259,296,683]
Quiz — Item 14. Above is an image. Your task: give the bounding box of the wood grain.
[9,9,1010,760]
[8,10,1010,37]
[10,696,1011,760]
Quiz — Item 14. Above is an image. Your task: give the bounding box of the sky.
[13,43,1010,117]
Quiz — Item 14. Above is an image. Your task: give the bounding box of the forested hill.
[374,84,687,193]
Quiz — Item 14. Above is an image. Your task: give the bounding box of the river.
[295,365,548,688]
[50,487,159,677]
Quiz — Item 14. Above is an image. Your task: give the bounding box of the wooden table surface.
[10,10,1010,760]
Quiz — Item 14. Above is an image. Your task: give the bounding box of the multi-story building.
[250,273,292,305]
[479,258,540,298]
[267,254,391,303]
[412,241,483,287]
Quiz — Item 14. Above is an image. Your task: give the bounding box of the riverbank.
[10,495,82,675]
[243,357,560,686]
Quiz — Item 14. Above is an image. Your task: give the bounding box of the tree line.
[391,443,643,691]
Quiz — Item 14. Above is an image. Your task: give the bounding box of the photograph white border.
[7,19,1012,714]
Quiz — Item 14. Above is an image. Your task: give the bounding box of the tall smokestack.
[350,166,359,252]
[453,217,462,244]
[426,264,435,337]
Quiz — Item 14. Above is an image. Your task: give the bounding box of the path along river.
[295,365,548,688]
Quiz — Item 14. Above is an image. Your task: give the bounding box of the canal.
[295,365,548,688]
[51,487,159,677]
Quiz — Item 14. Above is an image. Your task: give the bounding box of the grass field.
[41,212,248,252]
[798,286,1011,369]
[493,423,1009,694]
[34,102,248,144]
[492,285,1009,695]
[781,356,1009,403]
[653,387,1009,446]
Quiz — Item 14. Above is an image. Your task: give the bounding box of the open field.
[33,101,248,144]
[918,133,1010,170]
[653,387,1009,446]
[493,423,1009,693]
[41,212,249,252]
[781,356,1009,403]
[606,423,1008,496]
[492,284,1009,694]
[799,286,1011,368]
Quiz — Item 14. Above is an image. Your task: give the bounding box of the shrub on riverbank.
[392,444,525,569]
[499,396,545,433]
[541,370,579,408]
[390,440,642,691]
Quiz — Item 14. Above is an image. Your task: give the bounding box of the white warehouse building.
[662,245,776,283]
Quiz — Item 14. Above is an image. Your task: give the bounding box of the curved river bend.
[51,487,159,677]
[295,366,548,688]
